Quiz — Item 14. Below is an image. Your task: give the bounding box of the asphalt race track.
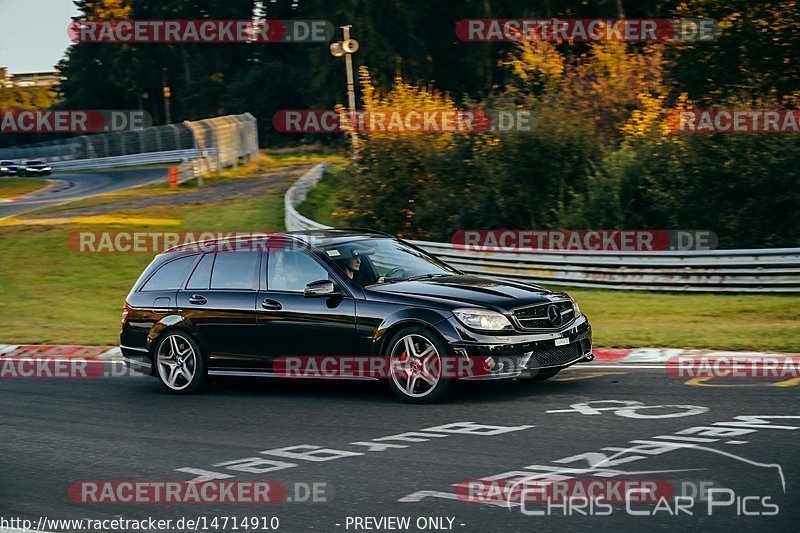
[1,365,797,532]
[0,168,168,219]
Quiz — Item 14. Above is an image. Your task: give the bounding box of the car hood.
[364,275,568,312]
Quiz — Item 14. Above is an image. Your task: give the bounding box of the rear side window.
[140,255,197,291]
[210,252,259,290]
[186,253,214,290]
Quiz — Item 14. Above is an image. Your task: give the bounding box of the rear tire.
[154,332,208,394]
[385,327,455,403]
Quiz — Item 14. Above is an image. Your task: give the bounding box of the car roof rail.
[161,228,398,255]
[161,232,304,255]
[286,227,396,238]
[336,227,396,237]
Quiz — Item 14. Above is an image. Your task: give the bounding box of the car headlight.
[571,298,582,317]
[453,308,512,331]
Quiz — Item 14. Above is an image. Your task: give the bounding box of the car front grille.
[525,343,583,369]
[513,300,575,330]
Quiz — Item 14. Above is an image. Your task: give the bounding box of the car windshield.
[320,238,458,286]
[27,161,43,165]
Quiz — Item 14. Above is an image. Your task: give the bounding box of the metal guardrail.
[284,162,330,231]
[285,164,800,293]
[50,149,206,171]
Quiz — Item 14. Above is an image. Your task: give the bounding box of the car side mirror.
[303,279,338,298]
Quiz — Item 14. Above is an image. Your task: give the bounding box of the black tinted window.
[186,253,214,290]
[268,249,329,292]
[141,255,197,291]
[210,252,259,290]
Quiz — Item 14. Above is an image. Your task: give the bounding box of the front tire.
[386,327,455,403]
[154,332,208,394]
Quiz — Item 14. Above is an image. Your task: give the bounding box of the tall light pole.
[330,25,360,156]
[163,85,172,125]
[341,25,357,118]
[162,69,172,125]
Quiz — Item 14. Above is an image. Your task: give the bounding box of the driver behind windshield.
[325,238,456,286]
[341,254,361,280]
[329,244,375,284]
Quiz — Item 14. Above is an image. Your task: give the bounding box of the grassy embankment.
[0,177,49,200]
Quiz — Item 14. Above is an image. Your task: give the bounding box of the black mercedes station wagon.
[121,229,593,402]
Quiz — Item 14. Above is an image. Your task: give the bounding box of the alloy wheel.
[156,334,197,391]
[389,334,442,398]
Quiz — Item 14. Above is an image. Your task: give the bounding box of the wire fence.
[0,113,259,178]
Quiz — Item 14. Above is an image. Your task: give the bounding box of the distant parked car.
[0,161,20,176]
[20,160,52,176]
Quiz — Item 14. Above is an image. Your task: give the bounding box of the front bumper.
[443,314,593,380]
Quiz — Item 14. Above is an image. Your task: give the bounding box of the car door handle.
[188,295,207,305]
[262,298,282,310]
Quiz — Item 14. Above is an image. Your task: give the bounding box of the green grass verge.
[0,177,49,199]
[568,288,800,352]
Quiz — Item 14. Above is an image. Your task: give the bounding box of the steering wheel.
[383,267,406,280]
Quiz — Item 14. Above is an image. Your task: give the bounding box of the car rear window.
[140,255,197,291]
